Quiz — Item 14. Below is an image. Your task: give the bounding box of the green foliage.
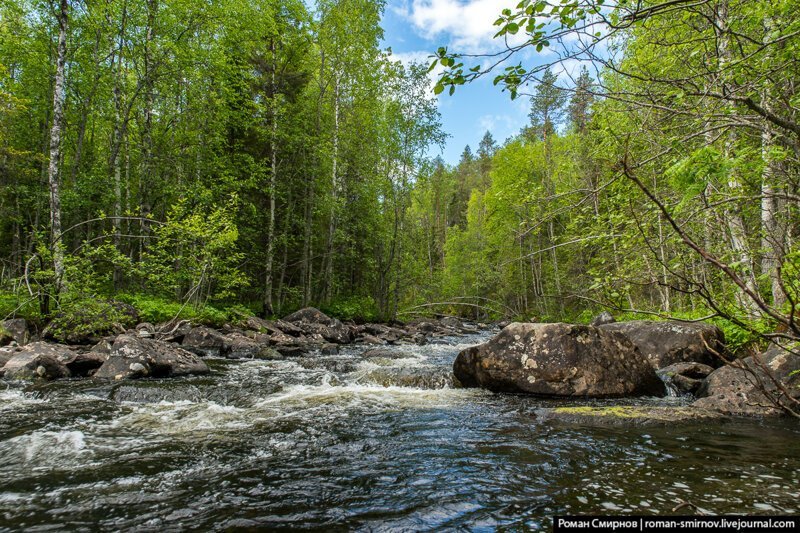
[118,293,253,328]
[142,197,248,303]
[47,299,129,343]
[321,295,379,323]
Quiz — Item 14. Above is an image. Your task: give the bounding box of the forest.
[1,0,799,353]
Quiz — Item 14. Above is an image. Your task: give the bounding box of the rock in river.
[282,307,352,344]
[94,334,209,380]
[599,320,725,369]
[657,362,714,396]
[2,342,73,380]
[453,322,664,398]
[693,342,800,417]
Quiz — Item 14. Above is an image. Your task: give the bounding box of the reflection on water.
[0,332,798,530]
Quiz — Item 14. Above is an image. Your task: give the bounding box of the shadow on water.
[1,331,798,530]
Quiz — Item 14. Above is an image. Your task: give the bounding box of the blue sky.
[380,0,533,165]
[379,0,595,165]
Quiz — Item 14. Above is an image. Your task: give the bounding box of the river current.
[1,331,798,530]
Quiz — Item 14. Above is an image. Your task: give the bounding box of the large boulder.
[282,307,351,344]
[94,334,209,380]
[2,319,29,346]
[156,320,193,343]
[2,342,72,380]
[283,307,334,325]
[245,316,304,337]
[693,343,800,417]
[224,334,281,360]
[181,326,228,356]
[599,320,725,369]
[453,322,664,398]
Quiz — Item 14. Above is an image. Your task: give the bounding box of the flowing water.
[1,331,798,531]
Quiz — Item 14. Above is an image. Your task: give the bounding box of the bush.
[321,295,379,323]
[118,294,254,328]
[47,299,135,343]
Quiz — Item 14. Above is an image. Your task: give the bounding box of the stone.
[181,326,227,357]
[599,320,725,369]
[535,405,724,427]
[156,320,193,343]
[224,335,282,360]
[2,319,29,346]
[453,322,664,398]
[589,311,615,327]
[657,362,714,396]
[693,343,800,417]
[2,342,72,380]
[94,334,209,380]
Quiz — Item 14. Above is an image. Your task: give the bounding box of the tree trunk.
[263,38,278,316]
[714,0,760,317]
[760,15,787,310]
[47,0,69,292]
[323,73,340,304]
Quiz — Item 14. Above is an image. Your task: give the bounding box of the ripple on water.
[1,332,799,529]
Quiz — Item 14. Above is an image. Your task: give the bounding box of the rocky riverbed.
[1,310,799,528]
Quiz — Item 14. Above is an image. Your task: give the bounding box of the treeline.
[2,0,799,343]
[416,0,800,345]
[0,0,443,322]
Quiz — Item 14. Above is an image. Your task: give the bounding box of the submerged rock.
[94,334,209,380]
[536,405,723,427]
[362,347,415,362]
[453,322,663,398]
[693,343,800,417]
[362,367,456,389]
[657,362,714,396]
[599,320,725,369]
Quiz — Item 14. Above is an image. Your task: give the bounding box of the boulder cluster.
[0,309,476,382]
[454,316,799,419]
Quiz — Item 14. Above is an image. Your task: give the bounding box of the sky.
[380,0,535,165]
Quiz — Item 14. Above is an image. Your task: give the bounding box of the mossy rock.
[535,405,724,426]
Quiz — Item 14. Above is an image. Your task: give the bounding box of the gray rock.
[94,334,209,380]
[156,320,193,343]
[363,367,456,389]
[224,335,282,360]
[282,307,351,344]
[657,362,714,395]
[135,322,155,338]
[2,342,72,380]
[589,311,615,327]
[321,343,339,356]
[182,326,227,357]
[355,334,387,345]
[693,343,800,417]
[2,319,29,346]
[453,322,664,398]
[599,320,725,369]
[283,307,335,325]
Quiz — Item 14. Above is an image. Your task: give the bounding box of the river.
[1,331,798,530]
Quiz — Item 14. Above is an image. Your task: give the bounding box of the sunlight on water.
[1,330,798,530]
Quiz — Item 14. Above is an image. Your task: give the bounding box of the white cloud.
[402,0,523,54]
